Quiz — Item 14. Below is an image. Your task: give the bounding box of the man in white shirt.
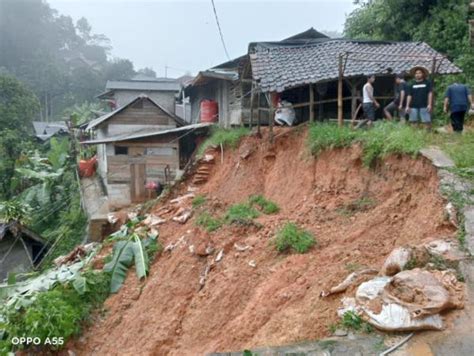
[358,74,380,128]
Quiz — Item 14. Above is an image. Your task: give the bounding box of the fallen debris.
[199,265,211,290]
[172,210,192,224]
[107,213,118,224]
[234,243,251,252]
[215,249,224,262]
[321,269,378,297]
[381,247,412,276]
[54,243,96,266]
[170,193,195,205]
[444,202,458,227]
[143,214,166,227]
[248,260,257,268]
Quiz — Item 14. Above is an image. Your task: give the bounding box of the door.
[130,163,146,203]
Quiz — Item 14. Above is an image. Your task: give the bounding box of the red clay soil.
[72,127,456,356]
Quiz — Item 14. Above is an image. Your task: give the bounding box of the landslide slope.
[75,127,455,355]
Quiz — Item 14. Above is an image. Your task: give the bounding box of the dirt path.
[72,128,456,355]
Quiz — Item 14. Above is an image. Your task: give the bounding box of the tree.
[137,67,157,78]
[0,74,40,132]
[105,59,136,80]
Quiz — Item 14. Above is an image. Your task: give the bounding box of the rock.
[189,245,195,254]
[215,249,224,262]
[203,154,215,163]
[234,243,251,252]
[333,328,348,336]
[143,214,166,226]
[420,147,455,168]
[196,242,214,257]
[249,260,257,268]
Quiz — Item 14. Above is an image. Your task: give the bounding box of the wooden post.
[337,54,344,127]
[350,80,357,121]
[257,92,261,135]
[249,86,254,129]
[269,93,274,143]
[431,56,437,121]
[309,84,314,123]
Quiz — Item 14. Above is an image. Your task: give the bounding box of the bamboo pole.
[337,54,344,127]
[309,84,314,123]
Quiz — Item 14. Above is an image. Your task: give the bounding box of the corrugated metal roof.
[85,94,184,131]
[106,79,181,92]
[81,122,213,144]
[32,121,68,141]
[249,39,462,92]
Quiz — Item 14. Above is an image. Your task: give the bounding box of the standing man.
[406,66,433,130]
[384,73,407,121]
[360,74,380,128]
[444,82,474,133]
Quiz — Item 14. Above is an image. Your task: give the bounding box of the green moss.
[225,203,260,225]
[248,195,280,214]
[195,212,223,232]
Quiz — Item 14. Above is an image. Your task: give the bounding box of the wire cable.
[210,0,231,61]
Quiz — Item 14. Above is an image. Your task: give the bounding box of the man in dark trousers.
[384,73,407,121]
[406,66,433,130]
[444,82,473,133]
[356,74,380,128]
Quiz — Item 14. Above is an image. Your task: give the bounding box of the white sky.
[48,0,357,77]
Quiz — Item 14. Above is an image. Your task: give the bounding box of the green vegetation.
[192,194,207,208]
[225,203,260,225]
[249,195,280,214]
[443,133,474,169]
[308,123,357,155]
[308,122,428,166]
[275,222,316,254]
[331,311,373,334]
[337,196,376,216]
[197,127,250,156]
[195,212,223,232]
[0,270,110,353]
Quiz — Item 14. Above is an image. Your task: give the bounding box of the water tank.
[200,100,218,123]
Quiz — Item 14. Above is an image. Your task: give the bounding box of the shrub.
[275,222,316,253]
[196,212,222,232]
[225,203,260,224]
[248,195,280,214]
[192,195,206,208]
[0,271,110,352]
[197,127,250,156]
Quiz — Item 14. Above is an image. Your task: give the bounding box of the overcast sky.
[48,0,357,77]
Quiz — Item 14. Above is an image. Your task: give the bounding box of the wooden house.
[0,221,45,280]
[97,75,182,113]
[184,28,461,127]
[84,95,210,209]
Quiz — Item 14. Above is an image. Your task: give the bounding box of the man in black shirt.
[384,73,407,121]
[406,66,433,130]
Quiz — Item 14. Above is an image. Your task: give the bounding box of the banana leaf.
[132,234,148,280]
[103,240,135,293]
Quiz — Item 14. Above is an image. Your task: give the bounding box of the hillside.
[73,126,457,355]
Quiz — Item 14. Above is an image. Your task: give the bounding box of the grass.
[192,194,206,208]
[275,222,316,254]
[195,212,223,232]
[248,195,280,214]
[442,132,474,168]
[337,196,376,217]
[308,121,428,167]
[225,203,260,225]
[197,127,250,157]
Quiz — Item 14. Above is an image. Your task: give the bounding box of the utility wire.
[210,0,231,61]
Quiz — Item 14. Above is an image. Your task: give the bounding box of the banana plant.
[103,233,155,293]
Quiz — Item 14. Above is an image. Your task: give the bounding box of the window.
[115,146,128,155]
[145,147,176,156]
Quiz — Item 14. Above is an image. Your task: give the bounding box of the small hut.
[0,221,45,280]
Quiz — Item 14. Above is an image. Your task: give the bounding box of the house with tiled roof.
[184,28,460,127]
